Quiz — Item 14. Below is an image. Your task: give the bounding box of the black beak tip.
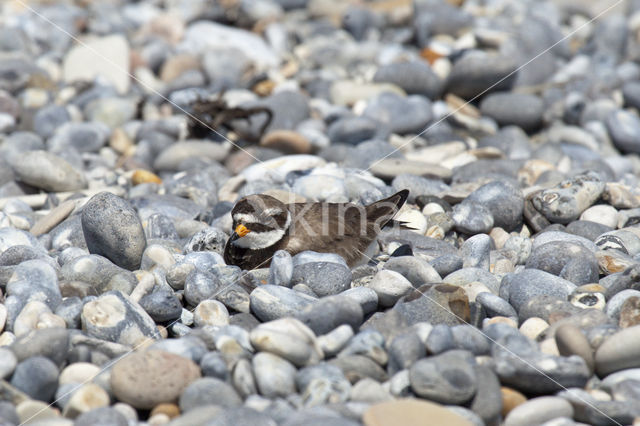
[229,232,239,243]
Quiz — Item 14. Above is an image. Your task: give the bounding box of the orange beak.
[235,224,250,237]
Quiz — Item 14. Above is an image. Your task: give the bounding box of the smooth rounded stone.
[605,289,640,321]
[394,284,470,326]
[373,61,441,99]
[476,292,517,318]
[292,174,348,200]
[366,269,414,307]
[290,262,352,297]
[383,256,441,287]
[253,352,297,398]
[291,251,348,268]
[554,324,595,373]
[518,296,582,323]
[149,335,208,364]
[606,109,640,154]
[425,323,455,355]
[250,284,316,322]
[75,406,128,426]
[329,354,388,384]
[295,295,363,336]
[526,241,599,285]
[200,351,229,380]
[531,231,597,253]
[429,253,463,278]
[0,400,19,425]
[153,141,228,171]
[466,180,524,232]
[579,204,618,228]
[58,362,101,386]
[62,383,110,419]
[451,325,490,355]
[460,234,491,270]
[48,121,109,153]
[81,192,147,271]
[111,349,201,410]
[81,291,161,346]
[363,92,432,135]
[184,227,228,255]
[392,176,448,204]
[11,149,86,192]
[232,358,257,398]
[341,287,379,315]
[444,267,500,294]
[493,346,590,394]
[139,288,182,322]
[10,327,70,366]
[32,103,71,139]
[388,332,426,374]
[596,229,640,256]
[363,398,472,426]
[317,325,354,358]
[61,254,137,295]
[194,300,229,327]
[179,377,242,412]
[468,365,502,424]
[10,356,58,401]
[183,270,223,307]
[504,396,573,426]
[501,269,576,312]
[268,250,293,286]
[260,130,312,154]
[566,220,613,242]
[249,318,322,367]
[409,349,477,404]
[452,201,494,235]
[445,50,517,100]
[327,116,387,146]
[595,325,640,376]
[532,172,606,224]
[0,348,17,379]
[479,92,544,132]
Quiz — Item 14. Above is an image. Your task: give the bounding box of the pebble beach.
[2,0,640,425]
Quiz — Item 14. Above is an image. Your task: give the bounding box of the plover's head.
[229,194,291,249]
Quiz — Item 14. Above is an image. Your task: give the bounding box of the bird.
[224,189,410,270]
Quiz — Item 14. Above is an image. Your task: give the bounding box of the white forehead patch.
[233,213,259,224]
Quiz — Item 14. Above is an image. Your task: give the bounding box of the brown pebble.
[620,296,640,328]
[501,386,527,417]
[260,130,311,154]
[150,403,180,419]
[555,324,594,373]
[132,169,162,185]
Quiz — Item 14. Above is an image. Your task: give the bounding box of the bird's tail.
[365,189,409,230]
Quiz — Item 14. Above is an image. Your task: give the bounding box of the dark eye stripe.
[245,222,276,233]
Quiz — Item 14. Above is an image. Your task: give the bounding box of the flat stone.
[63,34,130,94]
[12,150,87,192]
[111,349,201,409]
[595,325,640,376]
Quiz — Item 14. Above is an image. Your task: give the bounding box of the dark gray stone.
[81,192,147,271]
[10,356,58,401]
[373,61,442,99]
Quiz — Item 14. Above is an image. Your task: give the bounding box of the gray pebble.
[179,377,242,412]
[253,352,297,398]
[81,192,147,271]
[373,61,442,99]
[295,295,363,335]
[480,92,544,132]
[290,262,352,297]
[12,150,87,192]
[250,284,316,322]
[409,349,477,404]
[10,356,59,401]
